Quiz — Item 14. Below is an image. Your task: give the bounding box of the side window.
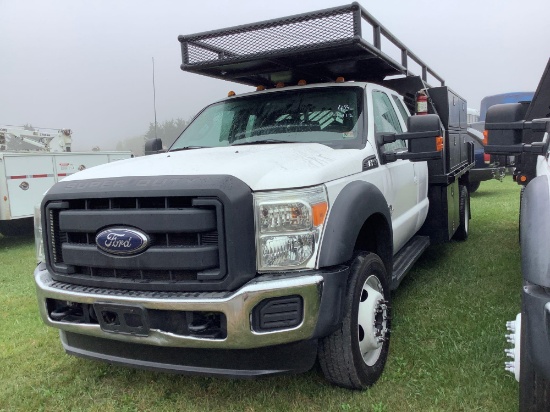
[392,95,411,123]
[372,91,406,152]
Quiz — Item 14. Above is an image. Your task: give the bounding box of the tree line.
[116,118,189,156]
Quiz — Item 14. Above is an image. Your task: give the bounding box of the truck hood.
[63,143,364,191]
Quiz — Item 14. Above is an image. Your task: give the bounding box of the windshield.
[170,86,364,151]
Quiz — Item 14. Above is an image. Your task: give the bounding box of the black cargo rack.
[178,2,445,88]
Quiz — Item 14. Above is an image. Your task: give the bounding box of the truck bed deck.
[178,2,444,88]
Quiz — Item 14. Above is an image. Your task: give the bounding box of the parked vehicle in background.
[0,125,132,236]
[466,93,535,193]
[485,58,550,411]
[467,108,480,125]
[464,128,505,192]
[479,92,535,122]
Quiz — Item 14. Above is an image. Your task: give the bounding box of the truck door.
[372,90,418,253]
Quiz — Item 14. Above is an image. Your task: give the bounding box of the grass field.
[0,178,522,411]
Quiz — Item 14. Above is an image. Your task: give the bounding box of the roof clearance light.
[335,77,345,83]
[228,91,236,97]
[298,80,307,86]
[256,85,266,91]
[276,82,285,88]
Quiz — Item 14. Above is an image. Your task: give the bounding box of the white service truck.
[34,3,474,389]
[0,126,132,236]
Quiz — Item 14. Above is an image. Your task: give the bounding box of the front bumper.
[35,264,348,350]
[523,283,550,381]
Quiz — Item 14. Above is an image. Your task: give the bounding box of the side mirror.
[485,103,528,147]
[484,103,550,155]
[145,138,163,155]
[382,114,444,163]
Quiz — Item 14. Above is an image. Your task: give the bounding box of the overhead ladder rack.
[178,2,445,88]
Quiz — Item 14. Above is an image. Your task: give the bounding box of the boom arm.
[0,126,72,152]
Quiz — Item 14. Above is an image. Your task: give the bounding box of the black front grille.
[45,196,227,291]
[42,175,256,292]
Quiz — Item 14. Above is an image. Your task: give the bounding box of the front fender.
[319,181,392,267]
[521,174,550,287]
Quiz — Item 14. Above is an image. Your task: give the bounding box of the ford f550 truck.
[34,3,474,389]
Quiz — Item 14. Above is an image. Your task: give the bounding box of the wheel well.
[353,214,392,277]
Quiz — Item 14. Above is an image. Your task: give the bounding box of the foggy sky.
[1,0,548,151]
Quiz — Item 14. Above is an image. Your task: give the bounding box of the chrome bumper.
[34,266,323,349]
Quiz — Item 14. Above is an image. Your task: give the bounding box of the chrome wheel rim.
[357,274,389,366]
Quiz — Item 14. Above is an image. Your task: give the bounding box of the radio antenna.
[152,57,158,139]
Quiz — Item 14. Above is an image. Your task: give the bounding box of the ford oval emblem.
[95,227,150,256]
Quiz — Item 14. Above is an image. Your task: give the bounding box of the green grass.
[0,178,522,411]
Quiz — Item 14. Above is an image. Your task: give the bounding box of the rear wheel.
[468,181,481,193]
[454,185,469,241]
[318,252,391,389]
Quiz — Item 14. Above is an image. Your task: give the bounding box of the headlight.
[34,204,44,263]
[254,186,328,272]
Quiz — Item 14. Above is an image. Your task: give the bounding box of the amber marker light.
[298,79,307,86]
[276,82,285,88]
[256,85,266,91]
[520,175,527,183]
[228,91,236,97]
[335,76,345,83]
[436,136,444,152]
[312,202,328,227]
[483,130,489,145]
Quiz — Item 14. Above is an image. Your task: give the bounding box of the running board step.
[390,236,430,290]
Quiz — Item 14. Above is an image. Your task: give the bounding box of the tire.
[454,185,469,241]
[318,252,391,390]
[0,218,33,237]
[519,300,550,411]
[468,181,481,193]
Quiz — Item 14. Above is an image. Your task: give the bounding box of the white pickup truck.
[33,3,474,389]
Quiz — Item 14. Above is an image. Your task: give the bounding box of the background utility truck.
[0,125,132,236]
[34,3,474,389]
[485,58,550,411]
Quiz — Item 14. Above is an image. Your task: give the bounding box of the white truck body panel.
[0,151,132,221]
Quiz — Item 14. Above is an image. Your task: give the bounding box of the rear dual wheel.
[454,185,470,241]
[318,252,391,389]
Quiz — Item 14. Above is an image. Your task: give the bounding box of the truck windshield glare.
[170,87,364,151]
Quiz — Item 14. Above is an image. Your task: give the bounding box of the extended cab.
[34,3,474,389]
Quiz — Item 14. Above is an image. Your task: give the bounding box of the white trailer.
[0,151,132,236]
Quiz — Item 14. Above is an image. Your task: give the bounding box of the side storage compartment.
[428,87,468,174]
[418,181,460,243]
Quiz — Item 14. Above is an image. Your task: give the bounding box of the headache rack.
[178,2,445,88]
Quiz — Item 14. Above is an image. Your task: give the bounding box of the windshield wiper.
[231,139,295,146]
[169,146,208,152]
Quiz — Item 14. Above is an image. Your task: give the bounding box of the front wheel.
[318,252,391,389]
